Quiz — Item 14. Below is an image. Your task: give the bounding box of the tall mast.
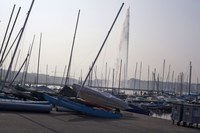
[174,78,176,94]
[138,62,142,90]
[105,62,107,88]
[180,72,184,96]
[23,35,35,86]
[101,73,103,87]
[2,0,35,89]
[90,64,93,86]
[133,62,138,90]
[156,74,159,95]
[82,3,124,88]
[94,66,99,87]
[0,5,15,56]
[107,68,111,88]
[0,28,22,66]
[36,32,42,86]
[152,69,156,91]
[112,68,115,90]
[147,65,150,91]
[0,7,21,65]
[12,49,20,81]
[65,10,80,86]
[61,65,67,86]
[9,54,29,86]
[123,63,126,88]
[171,70,174,92]
[162,59,165,94]
[188,61,192,95]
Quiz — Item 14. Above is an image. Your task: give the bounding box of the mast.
[90,64,93,86]
[0,28,22,66]
[101,73,103,88]
[147,65,150,91]
[0,7,21,65]
[107,68,111,89]
[162,59,165,94]
[53,66,57,87]
[112,68,115,93]
[9,54,29,86]
[0,5,15,56]
[188,61,192,95]
[2,0,35,89]
[94,66,99,88]
[61,65,67,86]
[65,10,80,86]
[124,63,126,89]
[138,62,142,90]
[88,66,91,86]
[152,68,156,92]
[81,3,124,88]
[171,70,174,92]
[105,62,107,88]
[36,32,42,86]
[12,49,21,81]
[174,78,176,94]
[180,72,184,96]
[23,35,35,86]
[133,62,138,90]
[156,74,159,95]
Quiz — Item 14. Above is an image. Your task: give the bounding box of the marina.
[0,0,200,132]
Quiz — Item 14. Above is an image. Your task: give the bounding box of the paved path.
[0,111,199,133]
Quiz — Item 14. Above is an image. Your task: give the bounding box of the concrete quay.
[0,111,199,133]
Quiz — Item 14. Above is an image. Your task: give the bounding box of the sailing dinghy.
[44,94,122,119]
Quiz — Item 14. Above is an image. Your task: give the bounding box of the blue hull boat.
[0,99,52,113]
[44,94,122,119]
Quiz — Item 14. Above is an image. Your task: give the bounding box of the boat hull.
[0,100,52,113]
[44,94,122,119]
[73,84,128,110]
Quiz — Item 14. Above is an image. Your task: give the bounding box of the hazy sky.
[0,0,200,83]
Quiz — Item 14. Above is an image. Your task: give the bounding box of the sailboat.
[73,3,128,110]
[45,3,127,118]
[73,84,128,110]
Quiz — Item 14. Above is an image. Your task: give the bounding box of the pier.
[0,110,199,133]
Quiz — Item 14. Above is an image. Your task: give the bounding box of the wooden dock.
[0,110,199,133]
